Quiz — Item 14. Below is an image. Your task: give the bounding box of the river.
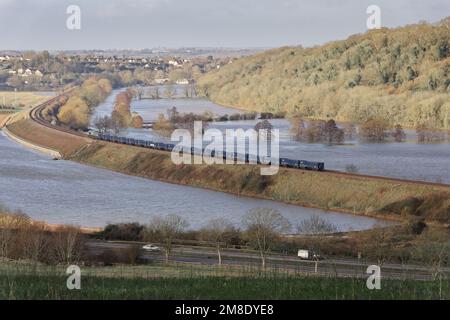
[0,131,382,231]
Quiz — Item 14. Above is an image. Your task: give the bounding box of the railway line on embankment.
[21,91,450,189]
[2,90,449,229]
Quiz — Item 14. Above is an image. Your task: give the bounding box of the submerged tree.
[392,124,406,142]
[359,119,390,142]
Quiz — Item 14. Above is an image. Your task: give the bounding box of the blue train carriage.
[137,139,146,147]
[316,161,325,171]
[117,136,126,144]
[165,143,175,151]
[154,142,167,150]
[298,160,325,171]
[280,158,299,168]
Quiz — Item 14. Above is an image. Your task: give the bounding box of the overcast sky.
[0,0,449,50]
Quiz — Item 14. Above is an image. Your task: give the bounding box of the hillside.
[197,18,450,129]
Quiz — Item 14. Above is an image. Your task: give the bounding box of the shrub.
[100,223,144,241]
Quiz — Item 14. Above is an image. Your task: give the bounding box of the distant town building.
[176,79,190,85]
[154,78,170,84]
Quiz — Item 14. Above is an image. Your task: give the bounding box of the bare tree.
[93,115,111,134]
[164,85,176,99]
[243,208,291,269]
[359,119,390,142]
[296,216,338,272]
[290,117,307,141]
[414,229,449,283]
[254,120,273,140]
[345,164,359,173]
[200,218,235,266]
[52,226,85,265]
[342,123,357,140]
[144,214,189,263]
[183,85,190,98]
[392,124,406,142]
[296,216,338,235]
[136,88,144,100]
[323,120,345,144]
[361,226,392,267]
[22,222,50,264]
[149,87,160,99]
[0,210,29,258]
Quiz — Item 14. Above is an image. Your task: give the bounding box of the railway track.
[28,91,450,188]
[28,87,88,139]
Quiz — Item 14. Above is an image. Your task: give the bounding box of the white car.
[142,244,161,252]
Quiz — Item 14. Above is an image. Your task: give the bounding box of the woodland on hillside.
[197,18,450,129]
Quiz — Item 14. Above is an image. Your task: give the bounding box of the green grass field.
[1,261,448,300]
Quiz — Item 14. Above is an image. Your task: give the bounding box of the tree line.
[1,205,447,278]
[43,77,113,130]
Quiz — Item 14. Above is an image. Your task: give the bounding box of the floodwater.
[0,132,383,231]
[92,86,450,184]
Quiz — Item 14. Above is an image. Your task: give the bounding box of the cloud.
[93,0,170,18]
[0,0,449,50]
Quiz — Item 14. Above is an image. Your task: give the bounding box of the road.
[86,240,449,281]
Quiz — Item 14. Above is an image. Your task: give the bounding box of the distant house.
[176,79,190,85]
[154,78,170,84]
[21,69,33,77]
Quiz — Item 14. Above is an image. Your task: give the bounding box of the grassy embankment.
[69,141,449,224]
[5,110,449,225]
[4,103,449,225]
[6,118,90,156]
[1,261,447,299]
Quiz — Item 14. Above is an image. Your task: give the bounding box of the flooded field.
[0,132,383,231]
[92,86,450,184]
